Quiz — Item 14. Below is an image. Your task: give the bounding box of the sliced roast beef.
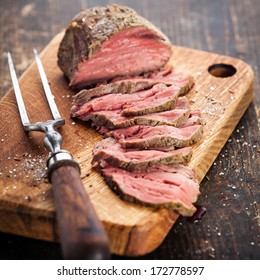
[87,96,190,130]
[179,110,203,127]
[107,124,203,150]
[71,84,181,119]
[72,79,157,106]
[58,4,204,216]
[101,164,200,216]
[92,137,192,171]
[146,65,193,86]
[72,66,194,105]
[58,4,172,89]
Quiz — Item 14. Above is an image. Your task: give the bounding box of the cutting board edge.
[192,80,254,182]
[0,203,58,241]
[105,209,179,256]
[0,198,179,256]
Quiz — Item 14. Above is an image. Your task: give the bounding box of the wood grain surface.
[0,0,259,260]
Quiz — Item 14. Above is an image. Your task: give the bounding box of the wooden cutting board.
[0,32,254,257]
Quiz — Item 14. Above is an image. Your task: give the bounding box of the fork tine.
[33,48,63,121]
[7,52,31,127]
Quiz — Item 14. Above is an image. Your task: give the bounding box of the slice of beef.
[87,97,190,130]
[58,4,172,89]
[72,66,194,105]
[71,84,181,119]
[107,124,203,150]
[146,65,194,87]
[101,164,200,216]
[92,137,192,171]
[73,79,157,106]
[179,110,203,127]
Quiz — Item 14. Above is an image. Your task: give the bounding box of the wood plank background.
[0,0,259,259]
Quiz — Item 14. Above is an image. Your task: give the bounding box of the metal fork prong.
[7,52,31,127]
[33,48,62,121]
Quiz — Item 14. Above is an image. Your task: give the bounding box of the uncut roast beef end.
[58,4,172,89]
[101,164,200,216]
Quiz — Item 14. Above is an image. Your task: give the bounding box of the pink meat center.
[70,27,172,87]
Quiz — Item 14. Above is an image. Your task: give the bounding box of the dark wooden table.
[0,0,259,260]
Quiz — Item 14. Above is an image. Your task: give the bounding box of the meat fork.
[7,49,110,259]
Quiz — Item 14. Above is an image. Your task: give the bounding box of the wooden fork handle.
[48,159,110,260]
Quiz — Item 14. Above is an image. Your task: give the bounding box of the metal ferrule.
[47,150,81,182]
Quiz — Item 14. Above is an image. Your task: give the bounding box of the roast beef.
[72,66,194,105]
[57,5,204,216]
[179,110,203,127]
[107,124,203,150]
[101,164,200,216]
[92,137,192,171]
[58,4,172,89]
[71,84,181,119]
[87,96,190,130]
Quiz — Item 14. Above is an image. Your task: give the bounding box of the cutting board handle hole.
[208,63,236,78]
